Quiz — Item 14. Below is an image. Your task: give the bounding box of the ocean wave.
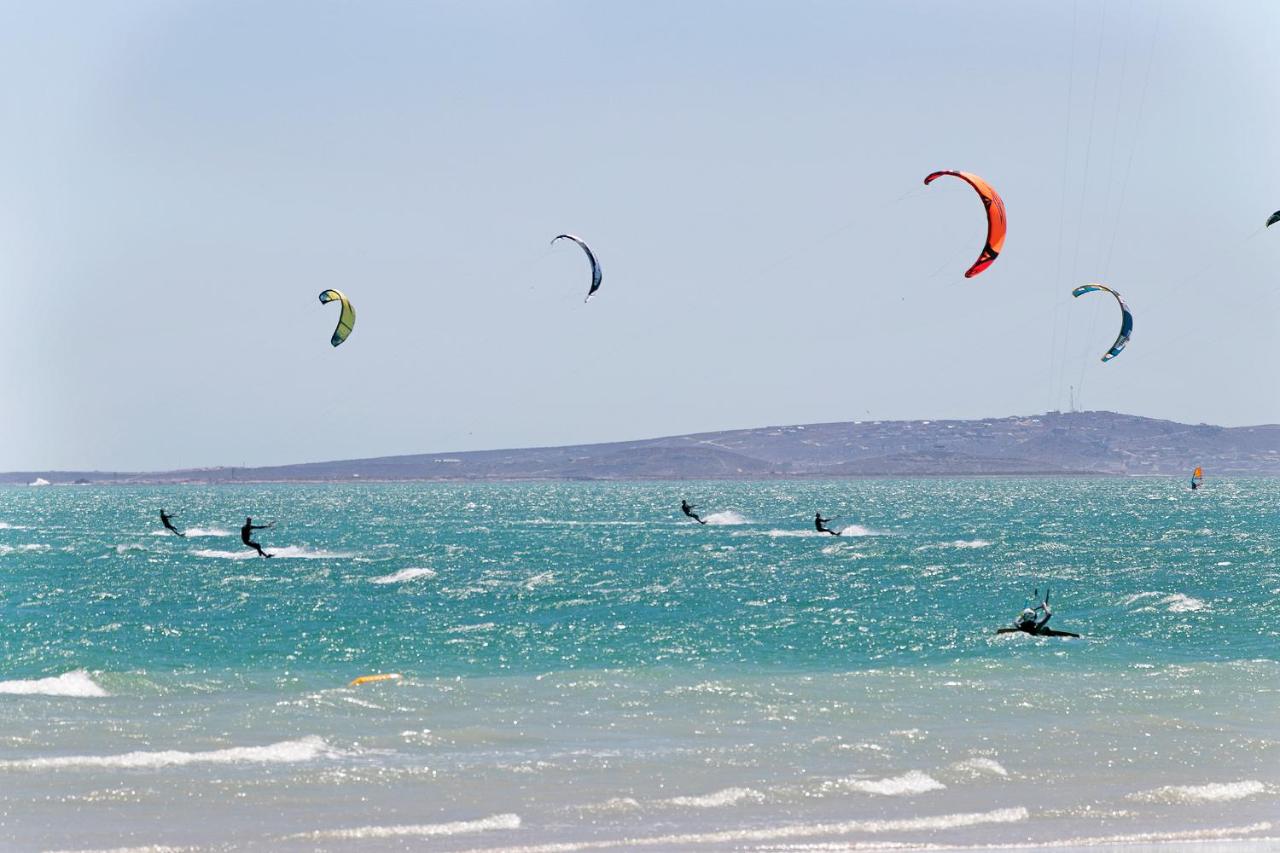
[0,543,50,555]
[950,757,1009,777]
[292,812,520,840]
[523,571,556,590]
[0,735,336,771]
[702,511,748,526]
[0,670,107,697]
[1162,593,1207,612]
[370,567,437,585]
[45,840,198,845]
[465,807,1027,851]
[114,543,147,555]
[916,539,992,551]
[184,527,234,538]
[827,770,946,796]
[192,546,352,560]
[663,787,765,808]
[1130,780,1266,803]
[0,522,32,530]
[1122,591,1207,612]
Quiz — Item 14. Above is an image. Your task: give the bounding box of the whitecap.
[0,735,336,770]
[950,757,1009,777]
[827,770,945,796]
[464,807,1026,851]
[370,567,437,585]
[183,527,234,538]
[0,670,107,697]
[0,543,50,555]
[1130,780,1266,803]
[192,546,351,560]
[290,812,520,840]
[1163,593,1207,612]
[663,787,765,808]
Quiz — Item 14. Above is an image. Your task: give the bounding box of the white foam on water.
[828,771,946,796]
[370,567,437,584]
[702,510,748,525]
[1162,593,1207,612]
[0,735,336,770]
[46,846,197,853]
[755,822,1276,851]
[0,543,50,555]
[192,546,352,560]
[448,622,496,633]
[1130,779,1267,803]
[293,812,520,840]
[0,522,32,530]
[114,543,147,555]
[523,571,556,590]
[460,807,1028,852]
[836,524,878,537]
[1120,591,1162,606]
[0,670,107,697]
[663,787,766,808]
[950,757,1009,777]
[183,527,234,537]
[572,797,642,814]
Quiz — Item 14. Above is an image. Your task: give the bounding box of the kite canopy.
[1071,283,1133,362]
[923,170,1007,278]
[1267,211,1280,228]
[318,289,355,347]
[551,234,603,302]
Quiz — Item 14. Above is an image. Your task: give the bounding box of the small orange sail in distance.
[1191,467,1204,490]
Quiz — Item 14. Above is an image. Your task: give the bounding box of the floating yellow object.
[349,673,401,687]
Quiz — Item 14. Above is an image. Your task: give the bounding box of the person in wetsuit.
[240,517,274,558]
[1014,600,1052,635]
[815,512,840,536]
[681,499,706,524]
[160,510,185,537]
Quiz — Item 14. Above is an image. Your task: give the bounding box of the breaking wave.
[192,546,352,560]
[0,670,107,697]
[827,770,946,796]
[291,812,520,840]
[0,736,337,771]
[1130,780,1267,803]
[370,567,437,585]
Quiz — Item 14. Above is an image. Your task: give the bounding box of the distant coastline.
[6,410,1279,484]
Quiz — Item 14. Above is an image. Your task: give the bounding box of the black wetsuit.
[1016,610,1052,635]
[160,511,184,537]
[681,501,706,524]
[241,520,273,558]
[815,514,840,536]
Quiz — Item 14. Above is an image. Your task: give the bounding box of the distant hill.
[5,411,1279,484]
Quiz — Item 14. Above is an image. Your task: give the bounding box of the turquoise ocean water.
[0,479,1276,851]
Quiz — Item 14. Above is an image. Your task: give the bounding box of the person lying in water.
[999,590,1080,637]
[681,499,706,524]
[160,509,185,537]
[1014,601,1052,635]
[815,512,840,536]
[240,517,274,558]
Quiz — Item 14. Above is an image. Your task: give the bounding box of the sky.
[2,0,1279,471]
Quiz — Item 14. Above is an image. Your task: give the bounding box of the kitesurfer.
[998,589,1079,637]
[240,517,274,558]
[160,510,184,537]
[681,499,706,524]
[1014,601,1052,635]
[815,512,840,536]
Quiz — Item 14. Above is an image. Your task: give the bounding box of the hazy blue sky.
[3,0,1278,471]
